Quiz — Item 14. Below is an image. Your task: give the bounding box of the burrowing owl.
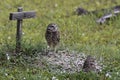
[82,55,96,72]
[45,23,60,50]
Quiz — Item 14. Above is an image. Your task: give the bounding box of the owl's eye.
[50,26,56,30]
[50,26,54,28]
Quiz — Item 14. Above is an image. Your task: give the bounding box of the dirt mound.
[34,50,102,73]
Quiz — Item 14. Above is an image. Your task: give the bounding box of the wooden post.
[16,7,23,53]
[9,7,36,54]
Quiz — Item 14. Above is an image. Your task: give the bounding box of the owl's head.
[76,7,88,15]
[47,23,58,32]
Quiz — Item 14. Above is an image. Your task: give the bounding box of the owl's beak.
[47,28,52,32]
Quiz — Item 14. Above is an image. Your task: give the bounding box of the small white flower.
[105,72,111,78]
[8,36,11,39]
[55,3,58,7]
[5,73,8,76]
[52,76,58,80]
[6,53,10,60]
[82,33,85,36]
[22,32,25,35]
[116,72,119,75]
[23,77,26,79]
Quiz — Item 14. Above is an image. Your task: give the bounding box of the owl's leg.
[46,44,57,54]
[45,45,49,55]
[47,45,50,50]
[50,46,55,53]
[53,47,56,53]
[53,45,59,53]
[47,45,52,51]
[46,45,56,56]
[46,44,54,52]
[45,44,51,54]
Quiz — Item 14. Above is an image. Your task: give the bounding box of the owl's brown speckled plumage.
[82,55,96,72]
[45,23,60,49]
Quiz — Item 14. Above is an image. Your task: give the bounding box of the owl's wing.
[57,31,60,42]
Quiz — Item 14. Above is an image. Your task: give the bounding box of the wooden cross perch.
[9,7,36,53]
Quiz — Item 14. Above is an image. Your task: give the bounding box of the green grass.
[0,0,120,79]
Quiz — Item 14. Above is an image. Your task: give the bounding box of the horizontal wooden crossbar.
[9,11,36,20]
